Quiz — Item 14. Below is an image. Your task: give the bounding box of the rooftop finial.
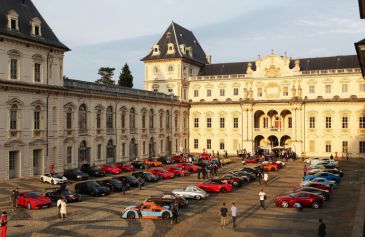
[271,49,274,55]
[284,51,287,57]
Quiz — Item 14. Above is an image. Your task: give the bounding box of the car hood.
[30,196,50,203]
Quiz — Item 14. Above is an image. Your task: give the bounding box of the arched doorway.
[267,110,280,129]
[78,141,90,166]
[106,139,116,164]
[280,135,292,147]
[166,136,172,155]
[254,135,265,153]
[254,110,265,129]
[267,135,279,147]
[129,138,137,161]
[149,137,155,158]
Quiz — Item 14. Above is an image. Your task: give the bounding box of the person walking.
[259,189,266,209]
[56,197,62,218]
[137,177,143,190]
[10,190,17,210]
[170,201,179,224]
[263,172,269,185]
[121,178,127,195]
[213,163,218,176]
[197,166,201,179]
[59,198,67,220]
[318,219,326,237]
[257,171,263,185]
[219,203,228,229]
[303,164,307,177]
[1,211,7,237]
[346,153,349,161]
[231,202,237,228]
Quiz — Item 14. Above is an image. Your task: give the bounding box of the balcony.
[149,128,156,133]
[253,127,293,135]
[130,128,137,134]
[32,129,44,138]
[106,128,115,135]
[8,130,20,139]
[78,129,89,136]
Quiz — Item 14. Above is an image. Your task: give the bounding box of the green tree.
[95,67,115,85]
[118,63,133,88]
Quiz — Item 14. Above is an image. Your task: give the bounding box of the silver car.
[172,185,208,200]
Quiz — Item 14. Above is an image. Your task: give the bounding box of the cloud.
[299,17,365,34]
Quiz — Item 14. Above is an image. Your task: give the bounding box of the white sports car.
[40,173,68,185]
[172,185,208,200]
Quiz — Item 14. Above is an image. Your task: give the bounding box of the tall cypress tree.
[118,63,133,88]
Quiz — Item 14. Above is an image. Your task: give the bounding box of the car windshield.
[62,190,73,195]
[144,172,153,177]
[52,174,63,179]
[89,182,101,188]
[109,179,121,185]
[24,192,42,198]
[126,176,137,181]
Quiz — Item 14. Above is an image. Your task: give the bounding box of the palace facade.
[0,0,364,180]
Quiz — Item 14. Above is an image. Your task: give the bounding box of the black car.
[97,179,123,192]
[45,187,82,203]
[229,170,256,182]
[157,156,173,164]
[118,175,144,187]
[64,169,89,180]
[240,167,260,175]
[80,164,106,177]
[132,171,159,182]
[75,181,110,196]
[131,161,146,169]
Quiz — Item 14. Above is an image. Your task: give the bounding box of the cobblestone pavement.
[0,158,364,237]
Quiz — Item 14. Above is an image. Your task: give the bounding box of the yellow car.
[221,158,232,165]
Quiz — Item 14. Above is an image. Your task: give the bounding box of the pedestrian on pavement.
[14,188,19,207]
[330,154,333,160]
[209,165,213,178]
[10,190,17,209]
[59,198,67,220]
[137,177,143,190]
[259,189,266,209]
[231,202,237,228]
[213,163,218,176]
[170,201,179,224]
[1,211,7,237]
[303,164,307,177]
[257,171,263,185]
[263,172,269,185]
[121,178,127,195]
[56,197,62,218]
[202,166,207,180]
[318,219,326,237]
[197,166,201,179]
[346,153,349,161]
[219,203,228,229]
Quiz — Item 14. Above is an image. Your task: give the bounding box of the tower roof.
[142,22,208,65]
[0,0,69,51]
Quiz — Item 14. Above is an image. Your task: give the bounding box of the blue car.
[303,172,341,183]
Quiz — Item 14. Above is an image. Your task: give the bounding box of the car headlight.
[77,175,82,178]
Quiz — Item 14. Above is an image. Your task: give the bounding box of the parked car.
[228,170,256,182]
[97,179,124,192]
[80,164,106,177]
[303,172,341,183]
[118,175,145,187]
[40,173,68,185]
[132,171,160,182]
[99,164,122,174]
[163,167,190,176]
[172,186,208,200]
[221,157,232,165]
[290,187,330,201]
[274,192,323,209]
[301,178,337,189]
[115,162,135,172]
[17,191,52,210]
[131,161,147,169]
[45,187,82,203]
[215,175,245,187]
[240,167,260,175]
[261,163,278,172]
[121,201,173,219]
[157,156,174,164]
[176,163,200,172]
[308,168,344,177]
[196,179,233,193]
[298,182,332,192]
[63,169,89,181]
[75,181,111,196]
[171,156,185,163]
[149,169,175,179]
[145,193,188,208]
[144,159,163,167]
[244,156,261,163]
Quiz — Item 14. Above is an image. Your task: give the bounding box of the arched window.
[79,104,87,132]
[34,105,41,129]
[174,114,178,130]
[96,109,101,129]
[130,108,135,129]
[160,112,163,129]
[106,106,113,129]
[10,104,18,129]
[142,111,146,129]
[106,139,115,163]
[166,110,170,129]
[121,110,126,129]
[66,108,72,129]
[149,109,154,129]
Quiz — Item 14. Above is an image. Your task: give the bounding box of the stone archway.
[78,141,90,166]
[267,135,279,147]
[254,135,265,152]
[149,137,156,158]
[106,139,116,164]
[129,138,137,161]
[280,135,292,147]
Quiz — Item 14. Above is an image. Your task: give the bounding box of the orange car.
[144,159,162,167]
[262,163,278,171]
[121,201,173,219]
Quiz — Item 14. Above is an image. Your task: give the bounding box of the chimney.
[206,55,212,64]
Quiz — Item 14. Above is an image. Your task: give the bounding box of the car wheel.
[312,201,320,209]
[280,201,289,208]
[161,211,170,219]
[127,211,136,219]
[322,195,327,201]
[194,195,202,200]
[27,202,32,210]
[271,168,275,172]
[51,180,54,185]
[220,187,227,193]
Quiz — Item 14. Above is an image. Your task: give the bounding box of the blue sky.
[33,0,365,89]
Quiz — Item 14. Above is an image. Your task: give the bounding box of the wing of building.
[0,0,364,180]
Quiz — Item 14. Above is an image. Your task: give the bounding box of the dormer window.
[7,10,19,31]
[152,45,160,56]
[186,47,193,57]
[31,17,42,37]
[167,43,175,55]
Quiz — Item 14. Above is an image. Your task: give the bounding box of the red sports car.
[100,164,122,174]
[296,183,332,192]
[171,156,185,163]
[196,180,233,193]
[274,191,323,209]
[115,162,135,172]
[163,167,190,177]
[17,191,52,210]
[176,163,200,172]
[149,169,175,179]
[216,175,244,187]
[245,156,261,163]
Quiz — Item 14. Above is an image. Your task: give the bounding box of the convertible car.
[40,173,68,185]
[301,178,337,189]
[196,180,233,193]
[162,167,190,177]
[121,201,173,219]
[291,187,330,201]
[115,162,135,172]
[274,192,323,209]
[17,191,52,210]
[172,186,208,200]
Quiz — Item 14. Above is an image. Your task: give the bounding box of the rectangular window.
[66,146,72,164]
[325,141,331,153]
[142,115,146,129]
[342,141,348,153]
[10,19,16,30]
[325,85,331,93]
[309,117,315,128]
[9,151,17,170]
[360,83,365,92]
[160,140,163,153]
[96,112,101,129]
[220,89,225,96]
[34,63,41,82]
[309,140,315,153]
[325,117,331,128]
[360,117,365,128]
[220,117,225,128]
[233,117,238,128]
[194,139,199,149]
[10,59,18,79]
[207,139,211,149]
[263,117,268,128]
[220,142,225,150]
[257,88,262,97]
[283,86,288,96]
[34,110,40,129]
[194,118,199,128]
[342,84,348,93]
[97,144,101,160]
[360,141,365,153]
[309,85,315,94]
[122,143,126,157]
[288,117,292,128]
[10,109,17,130]
[143,141,146,155]
[66,112,72,129]
[233,88,239,96]
[194,90,199,97]
[34,26,40,36]
[207,118,211,128]
[206,89,211,97]
[342,117,348,128]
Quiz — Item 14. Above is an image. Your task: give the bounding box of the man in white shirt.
[263,173,269,185]
[231,202,237,228]
[259,189,266,209]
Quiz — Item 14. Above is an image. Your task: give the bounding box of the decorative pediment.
[4,140,24,147]
[95,104,105,111]
[31,100,46,108]
[6,98,24,106]
[29,139,46,146]
[231,82,241,88]
[64,137,76,144]
[64,102,76,110]
[204,83,213,89]
[32,54,44,62]
[251,54,301,78]
[205,111,214,117]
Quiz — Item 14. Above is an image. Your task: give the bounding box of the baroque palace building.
[0,0,364,180]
